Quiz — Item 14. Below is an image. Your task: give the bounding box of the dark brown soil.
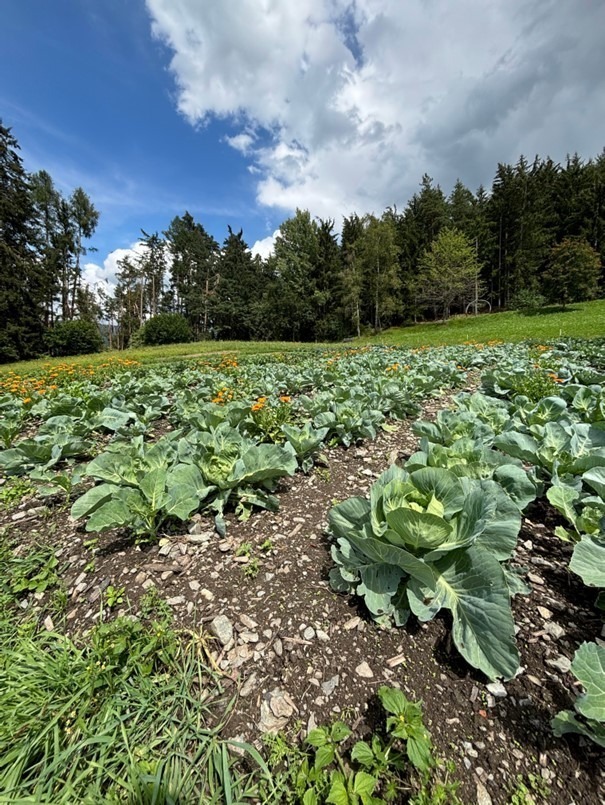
[2,382,604,805]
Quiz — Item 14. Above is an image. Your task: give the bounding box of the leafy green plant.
[507,773,550,804]
[282,422,329,473]
[139,587,173,624]
[45,319,104,356]
[103,585,125,609]
[552,642,605,747]
[0,476,35,510]
[329,465,522,679]
[244,558,260,578]
[1,543,60,597]
[70,439,211,540]
[138,312,192,346]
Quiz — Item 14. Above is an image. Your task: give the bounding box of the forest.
[1,119,604,362]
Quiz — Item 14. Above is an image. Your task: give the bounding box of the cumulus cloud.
[83,242,147,297]
[146,0,605,221]
[250,230,279,260]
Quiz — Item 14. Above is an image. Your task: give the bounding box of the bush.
[510,288,546,315]
[45,320,103,357]
[139,313,192,346]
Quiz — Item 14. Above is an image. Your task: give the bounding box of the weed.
[508,772,550,804]
[139,586,173,624]
[261,538,274,552]
[243,558,260,578]
[103,585,125,609]
[315,466,331,483]
[236,541,253,558]
[0,477,35,511]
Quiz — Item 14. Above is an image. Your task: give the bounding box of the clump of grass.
[0,615,276,803]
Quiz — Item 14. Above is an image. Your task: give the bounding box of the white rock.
[355,661,374,679]
[486,681,507,698]
[209,615,234,646]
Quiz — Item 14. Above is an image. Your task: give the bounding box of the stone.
[355,661,374,678]
[321,675,339,696]
[303,626,315,641]
[43,615,54,631]
[239,630,259,644]
[544,621,565,639]
[200,588,215,601]
[258,689,297,733]
[344,616,361,631]
[476,781,493,805]
[167,596,185,606]
[209,615,234,646]
[486,682,507,698]
[240,673,258,698]
[316,628,330,642]
[189,580,201,591]
[239,614,258,629]
[537,606,553,619]
[545,655,571,674]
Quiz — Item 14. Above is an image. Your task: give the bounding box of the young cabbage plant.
[70,442,212,540]
[328,465,522,680]
[281,423,329,473]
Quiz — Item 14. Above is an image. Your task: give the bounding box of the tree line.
[1,119,604,360]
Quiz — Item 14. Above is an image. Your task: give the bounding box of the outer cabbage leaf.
[569,536,605,588]
[431,547,520,680]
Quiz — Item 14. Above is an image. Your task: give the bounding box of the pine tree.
[0,122,44,361]
[164,212,218,338]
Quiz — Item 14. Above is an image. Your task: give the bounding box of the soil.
[2,379,604,805]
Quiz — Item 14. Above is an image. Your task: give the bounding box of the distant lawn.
[359,298,605,348]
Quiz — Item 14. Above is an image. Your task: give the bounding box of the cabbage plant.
[328,465,522,680]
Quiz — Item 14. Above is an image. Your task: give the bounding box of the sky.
[1,0,604,291]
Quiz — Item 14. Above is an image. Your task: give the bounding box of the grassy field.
[361,298,605,348]
[1,299,604,376]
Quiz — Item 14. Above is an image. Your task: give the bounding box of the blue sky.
[0,0,275,264]
[2,0,604,289]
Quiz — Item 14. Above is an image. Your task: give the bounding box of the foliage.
[138,312,192,346]
[329,464,522,679]
[263,686,447,805]
[417,228,482,320]
[510,288,547,316]
[45,319,104,357]
[543,238,602,308]
[0,615,275,802]
[552,642,605,747]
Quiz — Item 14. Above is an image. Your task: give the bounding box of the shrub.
[45,320,103,357]
[139,314,192,346]
[510,288,546,315]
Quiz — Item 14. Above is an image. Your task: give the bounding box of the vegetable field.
[1,340,605,803]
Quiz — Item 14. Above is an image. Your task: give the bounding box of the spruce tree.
[0,122,44,361]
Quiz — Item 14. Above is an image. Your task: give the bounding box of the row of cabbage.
[328,340,605,747]
[0,346,485,538]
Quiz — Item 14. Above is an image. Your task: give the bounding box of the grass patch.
[359,298,605,348]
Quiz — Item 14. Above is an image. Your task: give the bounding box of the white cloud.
[83,241,147,297]
[251,230,279,260]
[225,131,256,155]
[146,0,605,221]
